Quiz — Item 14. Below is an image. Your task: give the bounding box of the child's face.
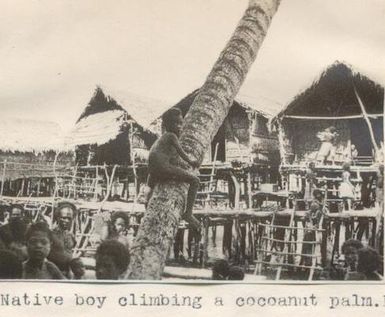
[169,115,184,136]
[114,217,126,234]
[344,246,359,269]
[27,231,51,262]
[95,255,121,280]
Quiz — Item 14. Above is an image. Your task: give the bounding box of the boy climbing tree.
[128,0,282,279]
[146,107,201,229]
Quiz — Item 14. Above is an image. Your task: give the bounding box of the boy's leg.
[182,176,200,230]
[144,174,155,208]
[156,166,201,230]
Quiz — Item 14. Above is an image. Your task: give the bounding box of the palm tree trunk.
[127,0,281,280]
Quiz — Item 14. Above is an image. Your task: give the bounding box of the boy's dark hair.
[25,222,53,242]
[111,211,130,227]
[341,239,364,254]
[228,266,245,280]
[212,259,230,280]
[0,249,23,279]
[96,240,130,274]
[357,247,380,273]
[162,107,182,131]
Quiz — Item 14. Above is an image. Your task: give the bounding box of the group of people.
[315,126,358,165]
[0,202,132,280]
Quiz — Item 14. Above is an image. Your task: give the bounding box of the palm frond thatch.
[275,61,384,119]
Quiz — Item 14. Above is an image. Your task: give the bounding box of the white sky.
[0,0,384,131]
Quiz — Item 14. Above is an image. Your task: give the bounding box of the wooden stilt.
[202,216,209,267]
[0,160,7,197]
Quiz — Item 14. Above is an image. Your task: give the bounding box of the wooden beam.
[353,86,380,155]
[283,113,383,120]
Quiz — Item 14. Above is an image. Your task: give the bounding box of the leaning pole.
[127,0,282,279]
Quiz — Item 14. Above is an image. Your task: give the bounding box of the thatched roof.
[67,87,157,149]
[274,62,384,120]
[66,110,127,147]
[0,118,67,153]
[101,87,169,128]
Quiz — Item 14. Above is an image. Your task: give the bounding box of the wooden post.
[128,121,139,203]
[94,166,99,201]
[276,120,287,165]
[202,216,209,267]
[0,160,7,197]
[247,170,252,209]
[230,173,240,210]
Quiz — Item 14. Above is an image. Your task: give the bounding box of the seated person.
[0,249,23,279]
[316,126,337,164]
[23,222,66,280]
[95,240,130,280]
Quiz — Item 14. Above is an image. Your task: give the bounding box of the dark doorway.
[348,118,383,156]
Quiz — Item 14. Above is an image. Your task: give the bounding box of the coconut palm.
[127,0,282,279]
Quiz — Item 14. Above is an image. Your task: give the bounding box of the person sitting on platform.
[23,222,66,280]
[339,162,355,211]
[316,126,337,165]
[95,239,130,280]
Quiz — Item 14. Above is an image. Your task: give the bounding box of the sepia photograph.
[0,0,384,283]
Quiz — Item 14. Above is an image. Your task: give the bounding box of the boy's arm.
[169,134,199,168]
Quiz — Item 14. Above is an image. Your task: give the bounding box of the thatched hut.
[272,62,384,165]
[0,118,73,196]
[149,89,279,165]
[66,87,158,166]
